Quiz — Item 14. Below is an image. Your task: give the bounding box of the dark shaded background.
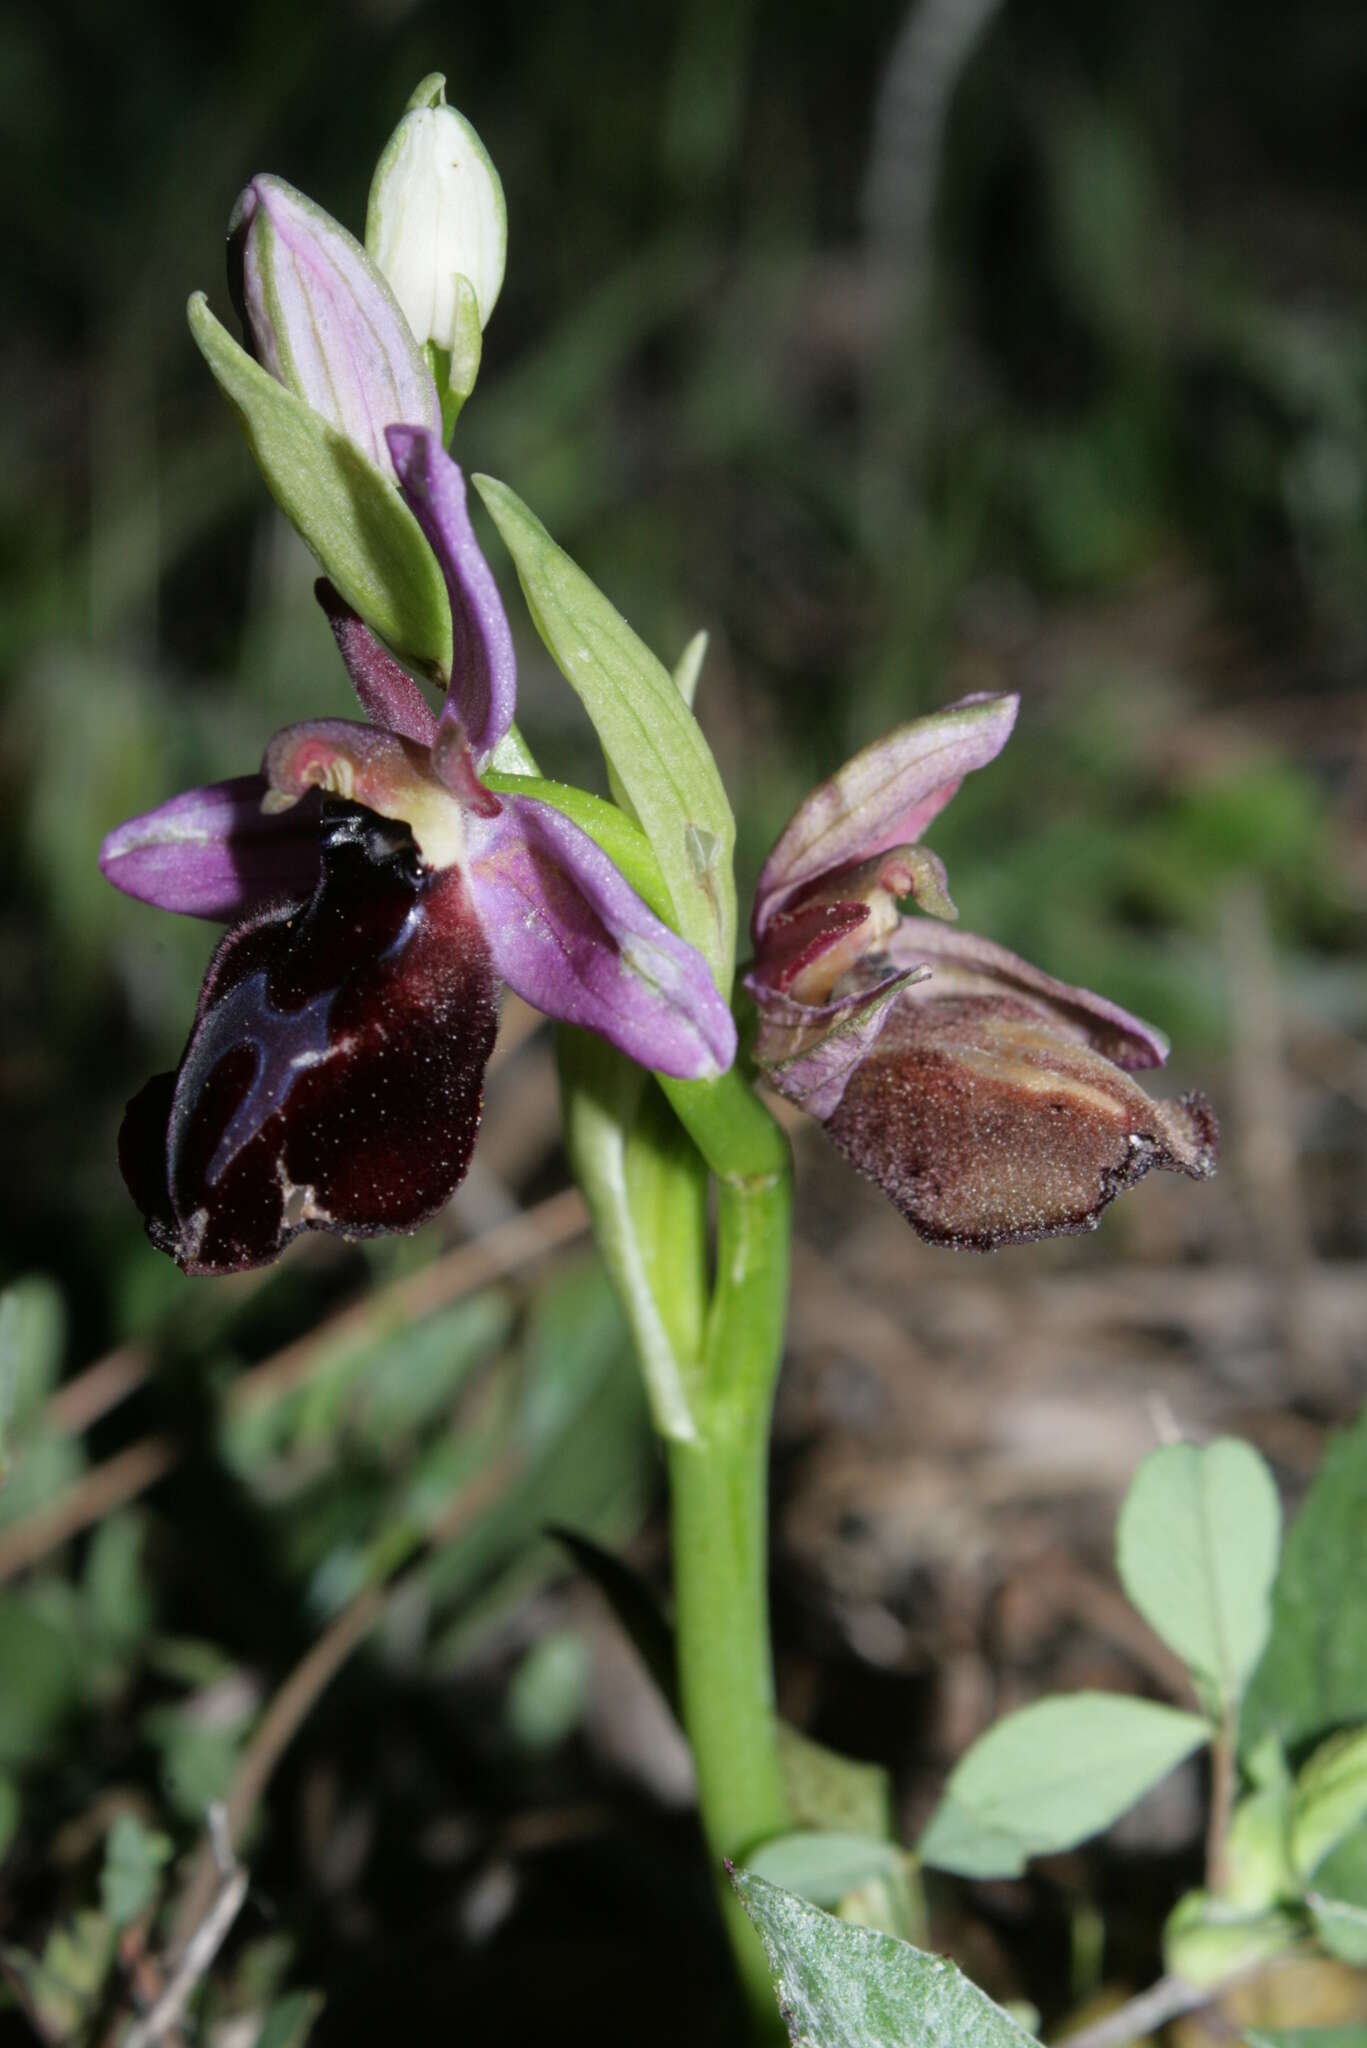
[2,1,1366,2041]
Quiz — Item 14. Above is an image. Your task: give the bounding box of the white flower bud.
[366,75,506,352]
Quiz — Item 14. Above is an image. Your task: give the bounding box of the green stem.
[662,1068,793,2031]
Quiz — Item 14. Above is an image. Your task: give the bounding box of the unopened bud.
[366,74,506,381]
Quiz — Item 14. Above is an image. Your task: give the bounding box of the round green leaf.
[1117,1438,1282,1714]
[918,1693,1211,1878]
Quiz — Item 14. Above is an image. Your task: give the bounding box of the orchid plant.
[100,77,1217,2038]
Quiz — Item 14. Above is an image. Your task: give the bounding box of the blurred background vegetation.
[3,0,1366,2041]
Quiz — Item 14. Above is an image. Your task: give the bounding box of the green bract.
[188,295,452,675]
[473,475,738,995]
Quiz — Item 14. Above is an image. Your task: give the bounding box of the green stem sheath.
[662,1069,794,2031]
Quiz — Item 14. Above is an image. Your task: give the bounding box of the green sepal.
[607,629,709,819]
[188,293,452,676]
[426,276,484,440]
[473,475,737,995]
[403,71,446,113]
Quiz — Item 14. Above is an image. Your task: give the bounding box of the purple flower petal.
[886,921,1170,1069]
[746,971,923,1120]
[232,176,441,473]
[385,428,516,764]
[315,579,437,745]
[466,796,736,1080]
[753,695,1018,939]
[100,777,322,922]
[824,995,1217,1252]
[121,799,497,1274]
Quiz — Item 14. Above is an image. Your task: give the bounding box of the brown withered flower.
[744,695,1216,1249]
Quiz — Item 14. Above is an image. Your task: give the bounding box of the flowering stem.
[661,1068,793,2029]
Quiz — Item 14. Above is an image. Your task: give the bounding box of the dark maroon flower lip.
[121,799,499,1275]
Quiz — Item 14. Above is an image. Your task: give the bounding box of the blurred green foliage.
[2,0,1366,2039]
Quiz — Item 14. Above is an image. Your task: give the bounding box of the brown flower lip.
[745,699,1217,1250]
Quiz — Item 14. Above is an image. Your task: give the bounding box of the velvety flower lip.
[103,435,735,1270]
[120,799,497,1275]
[745,702,1216,1250]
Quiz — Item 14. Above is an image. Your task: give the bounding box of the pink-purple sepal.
[753,693,1018,940]
[386,428,517,765]
[98,777,322,923]
[468,796,737,1081]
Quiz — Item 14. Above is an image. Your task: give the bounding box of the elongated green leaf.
[744,1833,909,1909]
[254,1991,325,2048]
[732,1870,1037,2048]
[1291,1726,1367,1880]
[1243,1408,1367,1757]
[0,1278,65,1453]
[1116,1439,1281,1716]
[188,295,451,674]
[551,1525,679,1715]
[473,475,736,990]
[1245,2033,1367,2047]
[1309,1826,1367,1965]
[100,1813,173,1928]
[918,1693,1210,1878]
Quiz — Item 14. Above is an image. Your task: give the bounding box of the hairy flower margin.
[744,695,1217,1250]
[101,165,734,1275]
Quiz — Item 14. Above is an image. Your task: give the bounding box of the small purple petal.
[466,796,736,1080]
[748,899,871,997]
[886,921,1170,1070]
[315,580,436,745]
[121,800,498,1274]
[100,778,322,922]
[232,176,441,473]
[753,695,1018,939]
[386,428,516,764]
[746,970,923,1120]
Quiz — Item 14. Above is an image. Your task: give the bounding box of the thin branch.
[168,1450,521,1948]
[0,1438,177,1586]
[123,1861,248,2048]
[45,1342,150,1436]
[1058,1974,1209,2048]
[1206,1707,1237,1895]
